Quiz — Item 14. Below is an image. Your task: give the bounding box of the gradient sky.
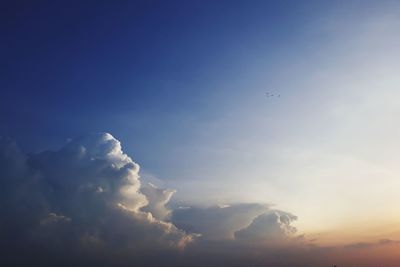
[2,1,400,266]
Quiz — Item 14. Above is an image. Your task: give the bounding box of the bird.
[265,92,280,98]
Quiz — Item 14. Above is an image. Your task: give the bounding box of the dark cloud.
[344,239,400,250]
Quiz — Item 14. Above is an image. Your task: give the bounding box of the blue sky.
[2,1,344,176]
[3,1,400,255]
[4,1,400,266]
[2,1,329,149]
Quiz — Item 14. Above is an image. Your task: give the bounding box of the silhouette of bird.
[265,92,280,98]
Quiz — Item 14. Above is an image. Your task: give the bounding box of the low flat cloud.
[344,239,400,250]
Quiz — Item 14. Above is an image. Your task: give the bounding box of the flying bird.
[265,92,281,98]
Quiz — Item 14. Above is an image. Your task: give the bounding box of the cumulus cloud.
[141,183,176,220]
[31,132,148,212]
[0,133,195,266]
[0,133,307,267]
[171,203,272,240]
[234,211,297,243]
[171,203,299,244]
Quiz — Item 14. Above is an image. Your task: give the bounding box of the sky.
[2,1,400,266]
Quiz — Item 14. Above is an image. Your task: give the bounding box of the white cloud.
[0,133,303,266]
[0,133,194,256]
[141,183,176,220]
[172,203,275,240]
[234,211,297,242]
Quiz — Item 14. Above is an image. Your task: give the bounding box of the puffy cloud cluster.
[0,133,194,266]
[171,203,298,245]
[234,211,297,242]
[141,183,176,220]
[0,133,305,266]
[171,203,271,240]
[32,133,148,212]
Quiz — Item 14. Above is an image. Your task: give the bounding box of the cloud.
[171,203,271,240]
[234,211,297,243]
[40,212,72,225]
[0,133,315,267]
[344,239,400,250]
[141,183,176,220]
[31,132,148,212]
[0,133,195,266]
